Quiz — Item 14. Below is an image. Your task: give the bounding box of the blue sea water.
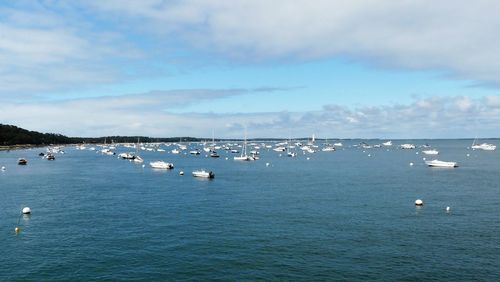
[1,140,499,281]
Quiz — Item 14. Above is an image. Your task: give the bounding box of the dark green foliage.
[0,124,74,145]
[0,124,203,145]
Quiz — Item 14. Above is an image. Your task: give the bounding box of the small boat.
[46,154,55,160]
[382,141,392,146]
[400,144,416,149]
[171,148,180,154]
[189,149,200,155]
[334,142,343,147]
[322,146,336,152]
[118,152,135,159]
[425,159,458,168]
[133,156,144,163]
[210,152,220,158]
[149,161,174,169]
[192,169,215,178]
[38,152,45,157]
[17,158,27,165]
[422,149,439,155]
[471,143,496,151]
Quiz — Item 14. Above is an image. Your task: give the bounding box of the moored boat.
[192,169,215,178]
[17,158,27,165]
[471,143,496,151]
[149,161,174,169]
[425,159,458,168]
[422,149,439,155]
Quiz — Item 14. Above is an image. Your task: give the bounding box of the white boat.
[382,141,392,146]
[471,143,496,151]
[189,149,200,155]
[334,142,343,147]
[118,152,135,159]
[133,155,144,163]
[273,146,286,152]
[322,146,336,152]
[149,161,174,169]
[171,148,180,154]
[400,144,416,149]
[234,130,255,161]
[192,169,215,178]
[422,149,439,155]
[425,159,458,168]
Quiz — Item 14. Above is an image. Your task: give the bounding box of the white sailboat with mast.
[234,129,254,161]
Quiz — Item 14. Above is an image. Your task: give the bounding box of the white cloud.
[86,0,500,85]
[2,93,499,138]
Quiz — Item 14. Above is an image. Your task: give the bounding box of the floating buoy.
[306,157,310,160]
[22,207,31,214]
[142,164,145,168]
[415,199,423,206]
[367,154,371,157]
[266,162,270,167]
[466,153,470,157]
[416,152,419,155]
[409,162,414,166]
[15,226,20,233]
[446,206,450,212]
[179,171,184,175]
[1,166,5,171]
[225,157,228,160]
[422,157,426,160]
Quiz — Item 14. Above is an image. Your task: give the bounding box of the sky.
[1,0,500,139]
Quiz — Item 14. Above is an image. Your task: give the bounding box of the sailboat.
[133,138,144,163]
[234,129,254,161]
[471,137,496,151]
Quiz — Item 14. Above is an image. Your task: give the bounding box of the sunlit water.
[1,140,499,280]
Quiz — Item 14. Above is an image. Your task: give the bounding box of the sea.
[1,139,499,281]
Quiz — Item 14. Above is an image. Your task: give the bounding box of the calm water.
[1,140,499,281]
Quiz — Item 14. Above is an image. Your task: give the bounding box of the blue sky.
[1,1,500,138]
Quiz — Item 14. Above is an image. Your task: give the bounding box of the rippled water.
[1,140,499,280]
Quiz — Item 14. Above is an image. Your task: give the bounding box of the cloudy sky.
[1,0,500,138]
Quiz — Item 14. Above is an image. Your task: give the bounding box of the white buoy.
[1,166,5,171]
[466,153,470,157]
[415,199,423,206]
[22,207,31,214]
[367,154,371,157]
[416,152,419,155]
[422,157,426,160]
[446,206,450,212]
[266,162,270,167]
[306,157,310,160]
[410,162,414,166]
[142,164,145,168]
[179,171,184,175]
[225,157,228,160]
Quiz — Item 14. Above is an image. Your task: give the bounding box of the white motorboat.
[171,148,180,154]
[422,149,439,155]
[192,169,215,178]
[150,161,174,169]
[133,156,144,163]
[118,152,135,159]
[322,146,336,152]
[382,141,392,146]
[425,159,458,168]
[471,143,496,151]
[400,144,416,149]
[189,149,200,155]
[334,142,343,147]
